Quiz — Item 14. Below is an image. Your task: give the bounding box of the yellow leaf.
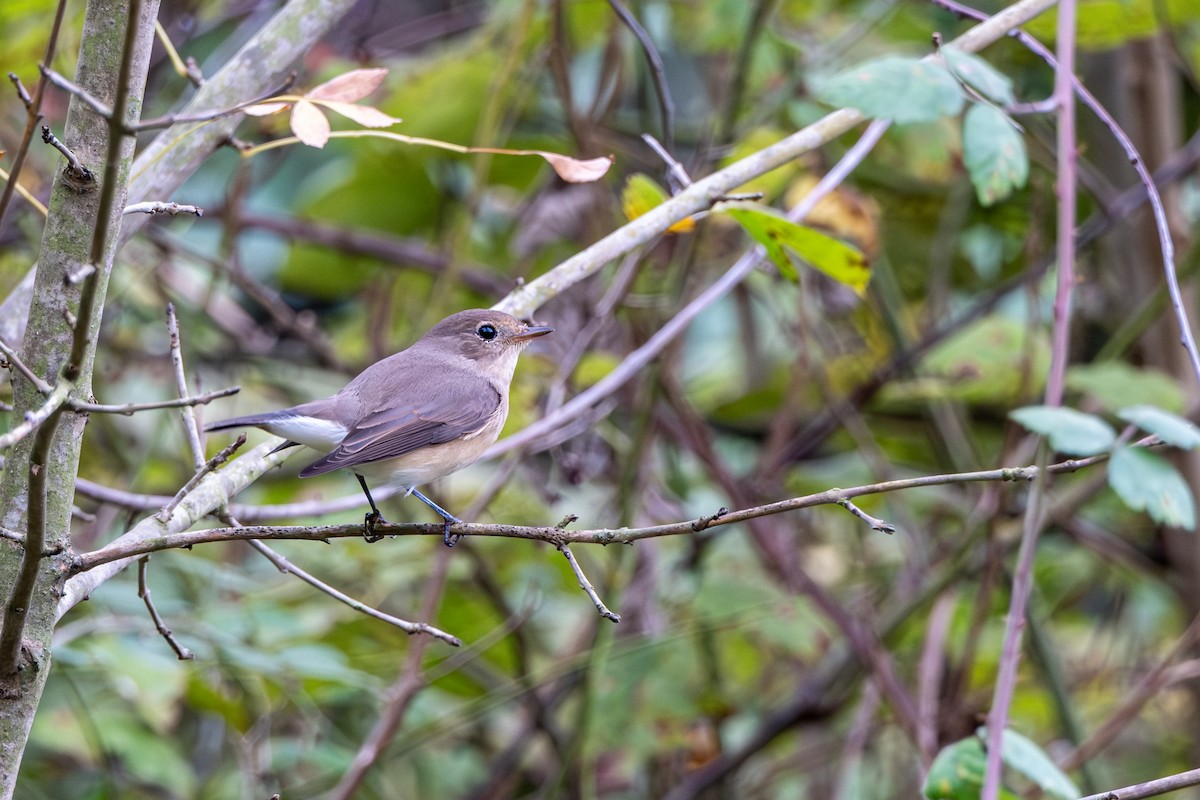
[621,173,694,233]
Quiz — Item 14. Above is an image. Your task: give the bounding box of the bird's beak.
[511,325,554,342]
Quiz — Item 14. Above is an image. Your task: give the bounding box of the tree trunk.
[0,0,159,792]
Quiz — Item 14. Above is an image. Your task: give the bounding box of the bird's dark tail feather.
[203,413,281,433]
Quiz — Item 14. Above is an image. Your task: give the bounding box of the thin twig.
[607,0,674,144]
[40,65,296,133]
[69,446,1124,574]
[69,385,239,416]
[329,547,455,799]
[63,264,96,285]
[123,201,204,216]
[930,0,1200,388]
[153,20,203,87]
[39,66,111,118]
[489,118,892,459]
[137,556,194,660]
[8,73,32,107]
[0,380,72,451]
[835,496,897,533]
[164,303,206,470]
[1059,612,1200,771]
[0,406,62,674]
[131,74,295,131]
[40,125,95,186]
[983,0,1077,793]
[1077,768,1200,800]
[558,544,621,622]
[244,537,461,646]
[0,1,67,228]
[73,476,401,521]
[0,337,52,393]
[155,434,245,523]
[641,132,692,189]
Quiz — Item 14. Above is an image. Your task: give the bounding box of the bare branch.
[8,73,32,108]
[40,125,96,188]
[155,434,245,523]
[0,380,72,451]
[835,496,896,534]
[558,544,620,623]
[69,385,239,416]
[0,337,52,394]
[164,303,206,470]
[39,66,111,118]
[137,556,194,660]
[68,447,1121,575]
[123,201,204,216]
[1078,768,1200,800]
[244,537,461,646]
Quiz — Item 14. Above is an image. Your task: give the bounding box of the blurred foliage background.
[3,0,1200,798]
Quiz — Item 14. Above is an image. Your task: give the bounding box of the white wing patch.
[262,415,348,450]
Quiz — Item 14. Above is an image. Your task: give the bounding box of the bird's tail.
[203,412,281,433]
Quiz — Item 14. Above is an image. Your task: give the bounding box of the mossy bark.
[0,0,159,794]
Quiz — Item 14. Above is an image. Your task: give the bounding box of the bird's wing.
[299,380,501,477]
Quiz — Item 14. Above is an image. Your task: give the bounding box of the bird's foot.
[363,510,388,543]
[443,515,464,548]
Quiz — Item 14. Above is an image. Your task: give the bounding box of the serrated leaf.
[923,738,1020,800]
[720,201,870,294]
[942,47,1015,104]
[1118,405,1200,449]
[989,728,1079,800]
[1109,445,1197,530]
[307,67,388,102]
[810,56,964,124]
[963,104,1028,206]
[1010,405,1116,456]
[621,174,694,232]
[290,99,330,148]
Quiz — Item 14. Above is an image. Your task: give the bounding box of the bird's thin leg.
[410,489,463,547]
[356,474,387,543]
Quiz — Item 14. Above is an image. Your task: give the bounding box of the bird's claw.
[363,510,387,543]
[443,517,463,548]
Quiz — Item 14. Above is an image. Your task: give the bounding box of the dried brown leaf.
[242,101,289,116]
[290,99,330,148]
[315,100,400,128]
[537,153,613,183]
[307,68,388,103]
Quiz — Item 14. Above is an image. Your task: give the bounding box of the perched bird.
[206,309,552,545]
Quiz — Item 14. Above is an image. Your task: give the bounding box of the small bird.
[206,309,552,545]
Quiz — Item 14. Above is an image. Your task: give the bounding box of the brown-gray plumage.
[206,309,552,544]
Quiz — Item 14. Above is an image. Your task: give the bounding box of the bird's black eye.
[477,324,498,340]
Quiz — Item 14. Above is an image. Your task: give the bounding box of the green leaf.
[719,201,870,294]
[1118,405,1200,449]
[1109,445,1197,530]
[1010,405,1116,456]
[1066,362,1185,414]
[810,55,964,124]
[923,738,1020,800]
[963,104,1029,206]
[991,728,1079,800]
[942,47,1015,105]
